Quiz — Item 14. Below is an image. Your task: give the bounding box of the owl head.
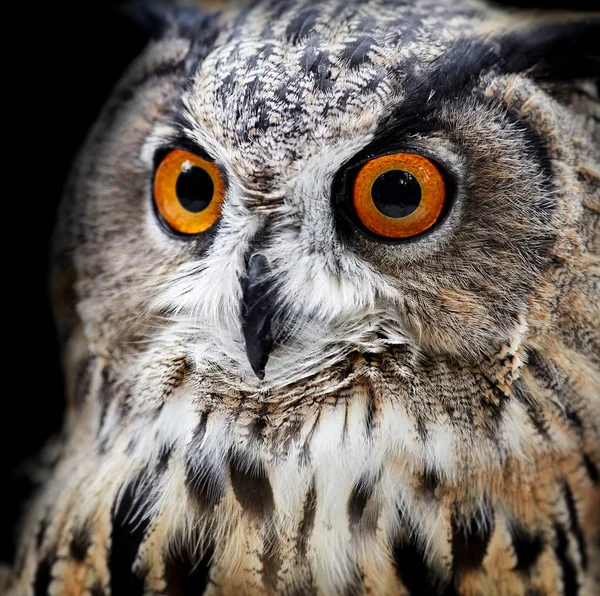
[53,0,598,397]
[5,3,597,594]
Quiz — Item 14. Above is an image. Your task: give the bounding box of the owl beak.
[240,253,274,380]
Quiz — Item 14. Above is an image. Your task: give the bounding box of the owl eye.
[352,153,446,239]
[154,149,226,235]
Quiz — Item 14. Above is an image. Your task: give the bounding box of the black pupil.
[176,166,214,212]
[370,170,421,218]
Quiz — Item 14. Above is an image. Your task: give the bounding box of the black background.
[2,0,146,562]
[2,0,595,564]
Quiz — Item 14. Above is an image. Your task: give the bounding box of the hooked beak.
[240,253,275,379]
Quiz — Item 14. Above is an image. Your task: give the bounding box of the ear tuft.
[489,13,600,80]
[121,0,176,39]
[122,0,219,40]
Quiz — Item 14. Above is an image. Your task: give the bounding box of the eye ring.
[352,153,446,239]
[154,149,226,235]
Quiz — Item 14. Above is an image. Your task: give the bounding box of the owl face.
[57,0,596,392]
[11,3,596,593]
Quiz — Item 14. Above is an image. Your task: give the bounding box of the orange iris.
[353,153,446,239]
[154,149,226,235]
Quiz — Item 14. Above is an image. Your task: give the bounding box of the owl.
[2,0,599,594]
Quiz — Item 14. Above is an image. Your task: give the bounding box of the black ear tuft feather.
[493,13,600,80]
[121,0,178,39]
[122,0,219,41]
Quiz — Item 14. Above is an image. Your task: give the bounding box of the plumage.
[3,0,599,594]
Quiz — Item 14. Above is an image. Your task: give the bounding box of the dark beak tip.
[245,339,269,380]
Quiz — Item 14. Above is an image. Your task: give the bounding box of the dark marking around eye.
[510,522,543,572]
[164,542,214,596]
[451,508,494,572]
[229,454,275,519]
[176,167,214,213]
